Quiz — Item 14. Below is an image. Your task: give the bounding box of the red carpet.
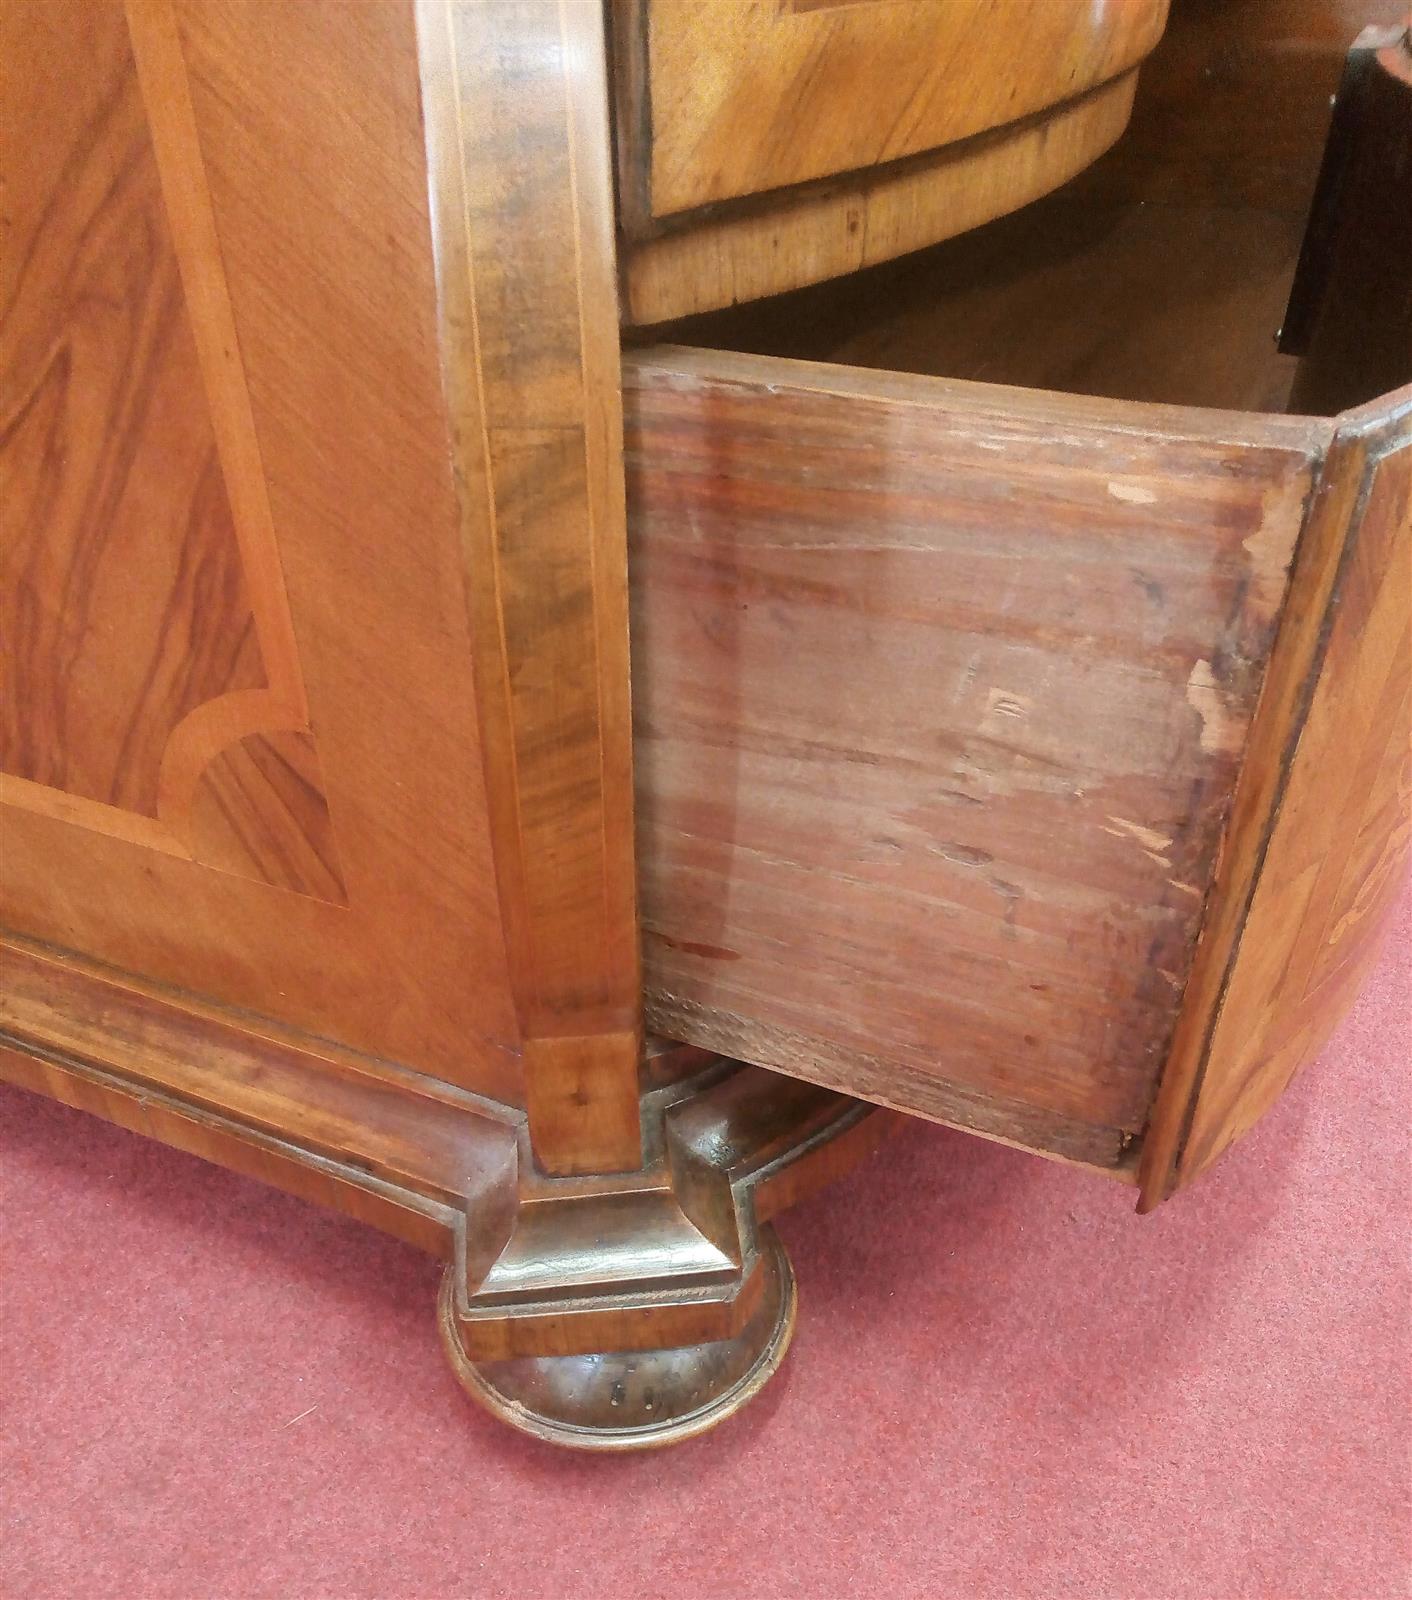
[3,891,1409,1600]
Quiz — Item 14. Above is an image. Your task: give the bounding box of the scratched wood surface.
[625,347,1329,1163]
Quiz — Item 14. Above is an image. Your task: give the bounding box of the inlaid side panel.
[1,3,258,809]
[625,348,1327,1164]
[0,0,340,899]
[3,0,524,1103]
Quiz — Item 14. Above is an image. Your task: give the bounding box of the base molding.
[1,934,892,1446]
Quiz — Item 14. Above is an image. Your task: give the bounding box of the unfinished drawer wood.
[624,347,1394,1171]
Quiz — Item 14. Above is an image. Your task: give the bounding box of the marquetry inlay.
[0,0,343,901]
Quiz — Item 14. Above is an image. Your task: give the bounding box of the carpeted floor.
[2,893,1408,1600]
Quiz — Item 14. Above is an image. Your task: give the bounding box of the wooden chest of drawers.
[2,0,1407,1448]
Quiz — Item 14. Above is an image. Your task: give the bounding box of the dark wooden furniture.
[1281,23,1412,414]
[2,0,1408,1448]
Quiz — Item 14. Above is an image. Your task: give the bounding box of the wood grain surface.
[1184,402,1410,1178]
[415,0,643,1172]
[2,0,526,1104]
[633,0,1407,401]
[0,0,334,897]
[620,73,1140,327]
[614,0,1168,223]
[0,938,516,1213]
[1140,391,1411,1204]
[1,3,270,826]
[610,0,1172,319]
[624,346,1327,1163]
[186,730,345,902]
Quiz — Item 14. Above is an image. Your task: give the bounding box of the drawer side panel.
[625,348,1327,1163]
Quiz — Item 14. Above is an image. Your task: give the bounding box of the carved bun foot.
[438,1226,798,1451]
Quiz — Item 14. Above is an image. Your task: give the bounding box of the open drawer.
[625,349,1409,1205]
[621,14,1412,1208]
[2,0,1406,1453]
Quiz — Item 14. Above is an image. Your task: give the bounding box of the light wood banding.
[415,0,643,1173]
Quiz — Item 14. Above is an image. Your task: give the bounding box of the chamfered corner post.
[413,0,888,1448]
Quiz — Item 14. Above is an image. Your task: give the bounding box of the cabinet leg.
[436,1052,893,1449]
[438,1226,796,1450]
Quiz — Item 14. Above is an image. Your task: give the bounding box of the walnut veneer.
[2,0,1407,1447]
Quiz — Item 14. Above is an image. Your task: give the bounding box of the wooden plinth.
[0,937,893,1446]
